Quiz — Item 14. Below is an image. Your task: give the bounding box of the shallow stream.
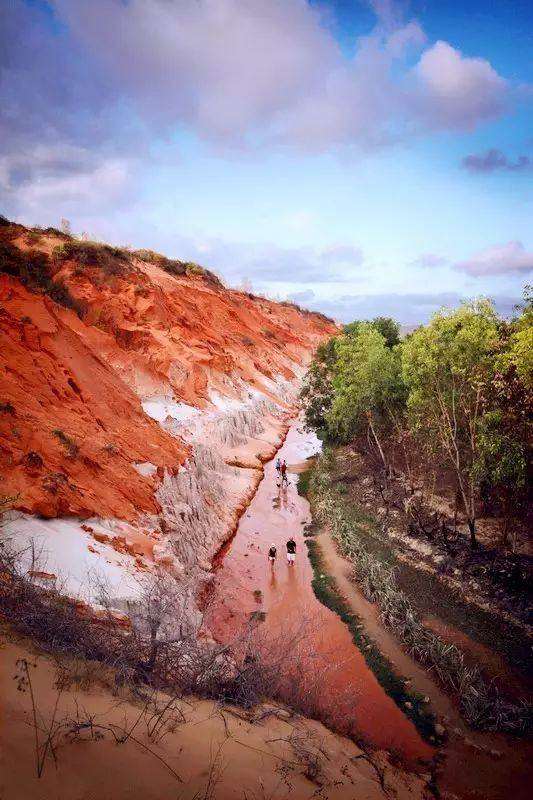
[208,420,432,765]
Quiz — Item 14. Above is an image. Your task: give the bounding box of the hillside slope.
[0,219,335,619]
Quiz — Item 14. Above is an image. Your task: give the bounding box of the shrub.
[133,249,223,287]
[52,429,79,458]
[53,240,129,277]
[133,249,186,277]
[0,541,341,723]
[0,243,86,318]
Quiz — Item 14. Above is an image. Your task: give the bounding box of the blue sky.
[1,0,531,323]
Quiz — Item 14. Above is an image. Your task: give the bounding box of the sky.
[1,0,532,324]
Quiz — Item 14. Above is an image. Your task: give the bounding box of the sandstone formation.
[0,219,335,620]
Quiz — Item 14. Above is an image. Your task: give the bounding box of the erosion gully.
[208,419,533,799]
[207,419,432,767]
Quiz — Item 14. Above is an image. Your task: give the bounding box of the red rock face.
[0,222,335,523]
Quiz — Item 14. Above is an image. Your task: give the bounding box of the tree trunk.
[467,518,477,549]
[500,495,511,549]
[367,416,387,471]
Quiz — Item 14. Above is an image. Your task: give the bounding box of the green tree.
[343,317,400,348]
[342,320,362,338]
[473,411,527,548]
[502,285,533,387]
[327,324,405,469]
[300,336,338,433]
[402,300,499,547]
[371,316,401,348]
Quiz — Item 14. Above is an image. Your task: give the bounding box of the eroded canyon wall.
[0,219,335,623]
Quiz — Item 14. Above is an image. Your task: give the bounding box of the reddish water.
[208,421,433,765]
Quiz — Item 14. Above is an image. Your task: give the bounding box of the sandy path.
[208,420,433,765]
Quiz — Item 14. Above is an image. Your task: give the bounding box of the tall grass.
[309,453,532,735]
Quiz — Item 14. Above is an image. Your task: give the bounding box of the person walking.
[286,537,296,565]
[280,459,288,486]
[268,543,277,567]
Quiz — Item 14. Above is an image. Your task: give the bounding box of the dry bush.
[0,542,340,721]
[1,537,361,749]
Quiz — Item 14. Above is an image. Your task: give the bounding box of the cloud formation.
[455,242,533,276]
[412,253,447,268]
[412,41,508,130]
[0,144,135,218]
[182,239,366,286]
[305,291,521,324]
[287,289,316,304]
[461,148,532,173]
[1,0,514,161]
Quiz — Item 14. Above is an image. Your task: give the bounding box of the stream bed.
[207,419,433,765]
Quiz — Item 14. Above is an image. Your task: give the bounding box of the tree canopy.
[301,292,532,548]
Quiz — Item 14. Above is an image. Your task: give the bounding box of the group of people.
[275,457,288,486]
[269,457,296,566]
[268,537,296,567]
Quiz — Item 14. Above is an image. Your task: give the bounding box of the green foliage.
[402,299,499,405]
[0,243,86,318]
[401,300,501,541]
[53,240,129,276]
[184,261,203,276]
[304,317,403,443]
[500,286,533,387]
[342,320,362,338]
[302,292,531,544]
[473,411,526,491]
[343,316,400,348]
[370,316,400,348]
[296,468,312,498]
[300,337,338,432]
[133,249,223,287]
[328,324,405,443]
[135,249,187,277]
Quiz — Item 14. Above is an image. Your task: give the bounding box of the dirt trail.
[208,420,432,766]
[318,524,533,800]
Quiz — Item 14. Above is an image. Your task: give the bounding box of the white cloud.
[1,144,134,216]
[185,239,366,285]
[287,289,316,304]
[455,241,533,276]
[367,0,403,29]
[412,41,508,129]
[46,0,512,152]
[308,291,521,324]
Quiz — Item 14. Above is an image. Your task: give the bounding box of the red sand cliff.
[0,220,335,524]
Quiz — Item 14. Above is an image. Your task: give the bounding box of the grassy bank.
[300,454,532,736]
[298,471,439,744]
[326,489,532,677]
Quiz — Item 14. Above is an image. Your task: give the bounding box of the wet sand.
[208,420,433,765]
